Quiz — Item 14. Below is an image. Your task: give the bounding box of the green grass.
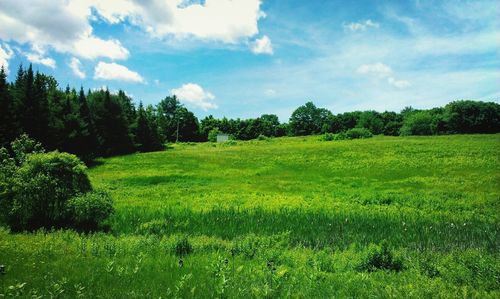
[1,135,499,298]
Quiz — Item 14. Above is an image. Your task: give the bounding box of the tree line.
[1,65,499,161]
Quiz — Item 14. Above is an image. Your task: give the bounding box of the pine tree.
[0,66,16,146]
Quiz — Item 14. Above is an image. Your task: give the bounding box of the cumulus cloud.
[357,63,411,89]
[170,83,218,110]
[94,62,144,83]
[0,0,265,67]
[25,52,56,68]
[0,0,129,60]
[0,43,13,73]
[251,35,273,55]
[343,19,379,32]
[88,0,264,43]
[68,57,85,79]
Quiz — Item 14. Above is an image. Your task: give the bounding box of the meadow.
[1,135,499,298]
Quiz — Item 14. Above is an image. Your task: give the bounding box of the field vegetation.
[1,134,499,298]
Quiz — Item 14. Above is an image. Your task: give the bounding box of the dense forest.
[1,65,499,161]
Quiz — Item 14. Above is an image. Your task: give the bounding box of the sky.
[0,0,499,121]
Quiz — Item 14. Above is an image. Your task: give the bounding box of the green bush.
[5,151,92,231]
[10,134,45,165]
[400,111,435,136]
[357,242,403,272]
[0,135,115,232]
[208,128,221,142]
[319,133,335,141]
[67,190,114,231]
[257,134,269,141]
[345,128,373,139]
[174,235,193,257]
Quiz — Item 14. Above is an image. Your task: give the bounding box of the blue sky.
[0,0,499,121]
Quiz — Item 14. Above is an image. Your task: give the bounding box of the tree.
[88,89,134,156]
[289,102,333,136]
[157,95,180,142]
[73,87,98,161]
[380,111,403,136]
[135,102,163,152]
[0,66,16,147]
[260,114,280,137]
[400,111,435,136]
[357,111,384,135]
[445,100,500,133]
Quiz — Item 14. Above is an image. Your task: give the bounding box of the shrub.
[1,135,114,232]
[257,134,269,141]
[319,133,335,141]
[5,151,92,231]
[174,235,193,257]
[400,111,435,136]
[357,242,403,272]
[345,128,373,139]
[208,128,221,142]
[67,190,114,231]
[10,134,45,165]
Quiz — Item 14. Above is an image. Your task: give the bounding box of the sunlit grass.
[1,134,499,297]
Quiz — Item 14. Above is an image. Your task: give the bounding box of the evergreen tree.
[74,87,98,160]
[0,67,16,146]
[134,102,162,151]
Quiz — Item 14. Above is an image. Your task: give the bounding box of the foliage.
[208,128,221,142]
[400,111,435,136]
[174,235,193,257]
[1,65,499,161]
[445,100,500,133]
[5,151,91,231]
[289,101,333,136]
[66,190,114,231]
[357,242,404,272]
[319,133,336,141]
[345,127,373,139]
[134,102,163,152]
[0,135,114,232]
[10,133,45,165]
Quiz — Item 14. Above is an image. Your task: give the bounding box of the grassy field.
[1,135,499,298]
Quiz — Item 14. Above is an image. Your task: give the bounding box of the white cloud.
[94,62,144,83]
[72,37,129,60]
[25,52,56,68]
[0,0,129,60]
[0,43,13,74]
[357,63,411,89]
[387,77,411,88]
[343,19,379,32]
[86,0,265,43]
[68,57,85,79]
[357,63,392,77]
[133,0,264,43]
[0,0,264,65]
[170,83,217,110]
[251,35,273,55]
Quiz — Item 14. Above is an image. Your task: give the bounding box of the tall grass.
[1,134,499,297]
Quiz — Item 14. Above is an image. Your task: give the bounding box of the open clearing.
[1,135,499,298]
